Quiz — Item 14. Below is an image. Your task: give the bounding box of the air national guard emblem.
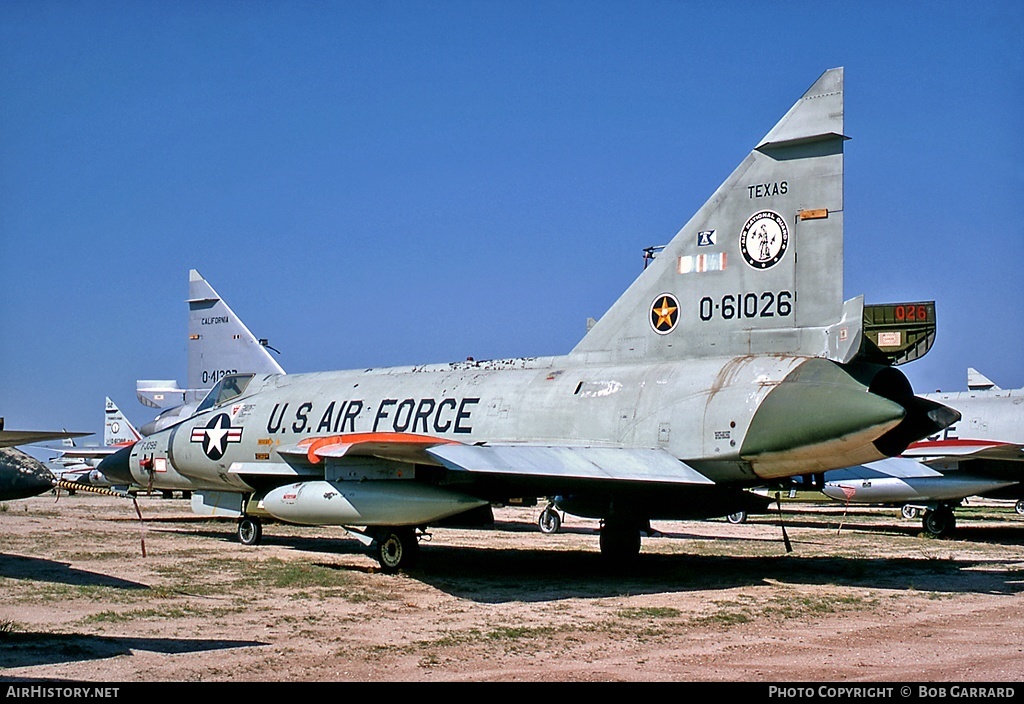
[191,413,243,461]
[739,210,789,269]
[650,294,680,334]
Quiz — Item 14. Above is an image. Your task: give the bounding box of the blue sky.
[2,1,1022,443]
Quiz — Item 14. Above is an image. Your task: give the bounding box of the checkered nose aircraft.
[101,68,959,571]
[822,368,1024,538]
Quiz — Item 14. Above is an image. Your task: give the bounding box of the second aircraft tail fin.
[187,269,286,391]
[104,397,141,446]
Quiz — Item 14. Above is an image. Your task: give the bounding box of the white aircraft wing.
[904,439,1024,463]
[427,444,715,484]
[42,446,122,460]
[0,429,91,449]
[276,431,713,484]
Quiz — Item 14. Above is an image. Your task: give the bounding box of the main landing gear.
[237,516,263,545]
[901,502,957,538]
[373,527,420,572]
[598,518,643,563]
[921,505,956,538]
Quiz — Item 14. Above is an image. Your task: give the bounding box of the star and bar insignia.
[190,413,243,461]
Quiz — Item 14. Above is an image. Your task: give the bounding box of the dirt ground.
[2,490,1023,683]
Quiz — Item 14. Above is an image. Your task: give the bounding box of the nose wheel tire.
[901,504,920,520]
[237,516,263,546]
[375,527,419,572]
[538,506,562,534]
[726,511,747,524]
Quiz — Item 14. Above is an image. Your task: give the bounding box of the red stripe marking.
[906,438,1008,450]
[299,432,459,464]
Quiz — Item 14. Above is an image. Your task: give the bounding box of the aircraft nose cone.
[97,445,135,486]
[0,448,55,500]
[741,359,906,458]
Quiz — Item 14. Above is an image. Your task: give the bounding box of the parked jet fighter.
[821,368,1024,536]
[100,67,958,570]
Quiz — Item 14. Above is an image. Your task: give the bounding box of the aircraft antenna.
[642,245,666,270]
[259,339,282,355]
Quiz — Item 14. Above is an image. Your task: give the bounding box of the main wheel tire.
[599,521,641,563]
[922,507,956,538]
[1015,500,1024,516]
[237,516,263,546]
[538,507,562,534]
[375,527,419,572]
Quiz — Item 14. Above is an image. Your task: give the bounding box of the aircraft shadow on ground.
[0,632,266,670]
[760,516,1024,546]
[0,554,148,591]
[146,518,1024,604]
[397,547,1024,603]
[151,525,347,554]
[209,528,1024,604]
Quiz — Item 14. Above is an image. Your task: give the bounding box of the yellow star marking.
[653,297,677,329]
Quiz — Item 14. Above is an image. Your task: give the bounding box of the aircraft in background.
[42,397,141,489]
[136,269,285,435]
[0,419,90,501]
[2,272,278,500]
[821,368,1024,536]
[101,67,958,571]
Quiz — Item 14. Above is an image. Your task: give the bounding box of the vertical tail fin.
[137,270,287,410]
[104,397,141,446]
[187,269,286,393]
[966,368,1000,392]
[572,68,851,363]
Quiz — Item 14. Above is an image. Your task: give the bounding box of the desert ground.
[2,489,1023,683]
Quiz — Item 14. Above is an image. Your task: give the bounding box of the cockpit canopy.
[195,373,255,414]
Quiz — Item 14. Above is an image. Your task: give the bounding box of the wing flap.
[426,444,714,485]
